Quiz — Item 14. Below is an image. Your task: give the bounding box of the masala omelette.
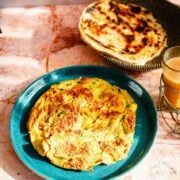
[27,77,137,171]
[79,0,167,64]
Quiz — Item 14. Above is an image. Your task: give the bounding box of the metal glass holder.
[158,74,180,134]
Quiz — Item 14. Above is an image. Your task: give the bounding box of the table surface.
[0,2,179,180]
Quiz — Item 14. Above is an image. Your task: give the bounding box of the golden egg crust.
[27,77,137,170]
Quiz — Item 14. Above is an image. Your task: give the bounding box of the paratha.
[79,0,167,64]
[27,77,137,171]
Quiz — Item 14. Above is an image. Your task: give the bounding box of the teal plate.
[10,65,157,180]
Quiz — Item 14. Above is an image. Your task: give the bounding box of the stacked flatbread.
[79,0,167,64]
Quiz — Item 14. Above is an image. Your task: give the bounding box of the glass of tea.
[162,46,180,110]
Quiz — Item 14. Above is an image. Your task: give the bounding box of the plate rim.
[9,65,158,179]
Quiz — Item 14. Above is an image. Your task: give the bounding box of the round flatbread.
[27,78,137,170]
[79,0,167,64]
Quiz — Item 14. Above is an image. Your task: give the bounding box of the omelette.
[27,77,137,170]
[79,0,167,64]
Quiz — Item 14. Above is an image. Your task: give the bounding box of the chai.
[163,56,180,109]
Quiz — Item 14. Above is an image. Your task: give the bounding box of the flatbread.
[79,0,167,64]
